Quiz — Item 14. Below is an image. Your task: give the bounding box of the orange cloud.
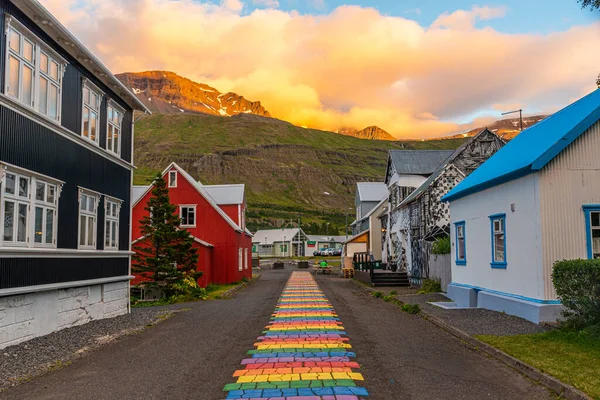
[40,0,600,139]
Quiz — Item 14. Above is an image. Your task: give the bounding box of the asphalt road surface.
[0,268,553,400]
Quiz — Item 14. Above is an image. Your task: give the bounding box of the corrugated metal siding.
[539,120,600,299]
[0,105,132,251]
[0,1,133,162]
[0,258,128,289]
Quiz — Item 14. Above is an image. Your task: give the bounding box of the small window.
[489,214,506,267]
[79,189,99,249]
[82,81,103,144]
[180,205,196,227]
[105,198,121,250]
[168,171,177,188]
[455,221,466,265]
[238,248,243,271]
[244,248,248,270]
[107,102,123,156]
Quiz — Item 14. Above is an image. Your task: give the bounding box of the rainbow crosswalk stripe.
[222,271,369,399]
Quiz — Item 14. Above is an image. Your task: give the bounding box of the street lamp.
[264,236,267,257]
[502,109,523,131]
[326,223,330,237]
[283,235,286,257]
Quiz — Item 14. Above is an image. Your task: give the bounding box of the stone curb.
[350,279,591,400]
[220,274,262,299]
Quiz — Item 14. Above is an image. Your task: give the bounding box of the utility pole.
[326,223,330,237]
[502,109,523,131]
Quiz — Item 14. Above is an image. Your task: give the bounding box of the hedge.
[552,259,600,326]
[432,236,451,255]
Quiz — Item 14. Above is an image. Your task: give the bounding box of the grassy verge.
[477,328,600,399]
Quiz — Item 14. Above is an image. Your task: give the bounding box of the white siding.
[449,174,546,300]
[539,120,600,299]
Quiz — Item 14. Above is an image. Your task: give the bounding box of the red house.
[131,163,253,287]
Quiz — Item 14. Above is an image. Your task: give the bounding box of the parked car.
[322,248,334,256]
[313,250,322,256]
[332,249,342,256]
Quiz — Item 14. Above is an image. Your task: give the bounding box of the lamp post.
[502,109,523,131]
[326,223,330,237]
[264,236,267,257]
[283,235,286,258]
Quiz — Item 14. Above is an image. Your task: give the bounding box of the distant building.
[443,89,600,323]
[304,235,346,255]
[0,1,150,349]
[131,163,252,287]
[253,228,309,257]
[351,182,388,235]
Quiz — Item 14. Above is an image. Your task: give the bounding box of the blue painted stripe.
[449,282,561,304]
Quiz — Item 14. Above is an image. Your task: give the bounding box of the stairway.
[370,272,411,287]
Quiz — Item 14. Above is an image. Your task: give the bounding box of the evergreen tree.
[133,174,200,296]
[597,72,600,88]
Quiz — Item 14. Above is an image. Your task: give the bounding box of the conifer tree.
[133,174,200,296]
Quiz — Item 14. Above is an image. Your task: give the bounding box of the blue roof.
[443,89,600,202]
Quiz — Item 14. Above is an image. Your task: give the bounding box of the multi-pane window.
[79,190,99,249]
[107,102,123,155]
[490,214,506,265]
[455,221,466,265]
[168,171,177,187]
[238,248,243,271]
[2,172,30,246]
[105,198,120,250]
[82,82,102,144]
[244,248,248,270]
[5,19,64,121]
[1,167,60,248]
[589,211,600,259]
[180,205,196,227]
[33,180,57,246]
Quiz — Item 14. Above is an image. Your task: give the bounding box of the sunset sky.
[40,0,600,139]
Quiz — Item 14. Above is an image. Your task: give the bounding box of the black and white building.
[0,0,149,348]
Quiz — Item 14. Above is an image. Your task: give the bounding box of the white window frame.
[81,79,103,145]
[238,247,243,271]
[106,100,124,156]
[4,15,67,123]
[168,170,177,188]
[78,188,100,250]
[0,163,63,249]
[244,247,248,270]
[180,205,196,228]
[104,197,122,250]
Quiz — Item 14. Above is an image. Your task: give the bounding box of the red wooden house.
[131,163,253,287]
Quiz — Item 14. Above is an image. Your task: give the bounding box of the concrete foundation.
[0,281,129,349]
[447,283,478,308]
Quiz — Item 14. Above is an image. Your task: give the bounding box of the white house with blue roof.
[442,89,600,323]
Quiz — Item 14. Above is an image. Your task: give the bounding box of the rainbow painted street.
[222,271,369,399]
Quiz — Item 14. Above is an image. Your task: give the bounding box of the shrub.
[372,291,383,298]
[552,259,600,326]
[432,236,451,255]
[390,290,398,296]
[401,303,421,314]
[418,278,442,294]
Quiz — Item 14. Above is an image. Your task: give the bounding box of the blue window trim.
[489,213,507,268]
[449,282,562,305]
[454,221,466,266]
[583,205,600,259]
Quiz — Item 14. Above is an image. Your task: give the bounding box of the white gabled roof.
[203,184,245,205]
[132,163,244,234]
[356,182,388,202]
[254,228,305,245]
[306,235,347,243]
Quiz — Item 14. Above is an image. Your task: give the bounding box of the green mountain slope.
[133,113,467,233]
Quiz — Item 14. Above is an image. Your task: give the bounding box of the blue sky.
[251,0,599,34]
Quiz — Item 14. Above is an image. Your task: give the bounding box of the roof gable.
[444,89,600,202]
[356,182,388,202]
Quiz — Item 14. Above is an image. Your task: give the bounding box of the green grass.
[205,282,242,299]
[133,113,467,230]
[477,328,600,399]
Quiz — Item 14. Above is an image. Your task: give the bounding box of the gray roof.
[253,228,306,245]
[306,235,346,243]
[388,150,453,176]
[203,184,245,205]
[132,185,150,204]
[356,182,388,202]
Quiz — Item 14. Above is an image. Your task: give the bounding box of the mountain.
[432,115,547,141]
[132,112,467,232]
[116,71,271,117]
[338,126,396,141]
